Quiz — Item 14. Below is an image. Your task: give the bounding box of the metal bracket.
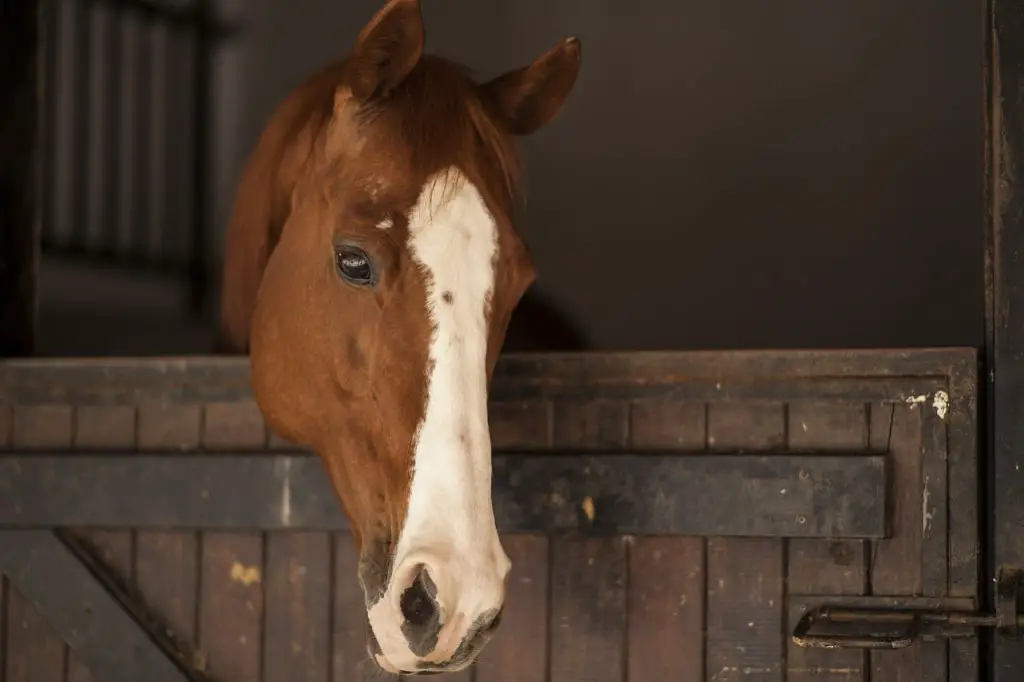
[792,567,1024,649]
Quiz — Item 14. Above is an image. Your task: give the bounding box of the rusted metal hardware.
[792,567,1024,649]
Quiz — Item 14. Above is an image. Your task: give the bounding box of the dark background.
[32,0,984,356]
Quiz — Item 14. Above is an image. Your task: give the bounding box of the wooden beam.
[0,348,973,406]
[989,0,1024,677]
[0,451,888,537]
[0,529,208,682]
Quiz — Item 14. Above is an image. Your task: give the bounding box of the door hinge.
[792,567,1024,650]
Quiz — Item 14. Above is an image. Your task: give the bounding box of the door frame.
[986,0,1024,678]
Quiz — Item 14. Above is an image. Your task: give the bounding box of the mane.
[346,55,522,206]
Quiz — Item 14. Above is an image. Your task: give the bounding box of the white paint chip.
[932,390,949,420]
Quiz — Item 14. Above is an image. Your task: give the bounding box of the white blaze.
[367,166,510,671]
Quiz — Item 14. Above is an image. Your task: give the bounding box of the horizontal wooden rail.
[0,450,888,537]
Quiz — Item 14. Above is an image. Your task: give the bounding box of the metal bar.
[0,451,888,537]
[131,5,153,260]
[0,529,208,682]
[187,0,211,315]
[101,0,124,255]
[70,0,92,250]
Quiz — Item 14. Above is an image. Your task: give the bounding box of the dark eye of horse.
[335,246,375,286]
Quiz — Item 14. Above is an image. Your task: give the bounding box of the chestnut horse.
[217,0,581,675]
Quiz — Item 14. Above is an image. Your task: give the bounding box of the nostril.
[399,565,438,626]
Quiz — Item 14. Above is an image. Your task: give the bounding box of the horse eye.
[335,246,375,286]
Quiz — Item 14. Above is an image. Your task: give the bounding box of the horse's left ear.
[483,37,582,136]
[348,0,425,101]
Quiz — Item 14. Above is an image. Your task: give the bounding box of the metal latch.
[792,567,1024,650]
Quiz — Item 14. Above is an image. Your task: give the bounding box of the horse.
[217,0,581,674]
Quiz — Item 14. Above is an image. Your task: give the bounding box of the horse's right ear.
[348,0,425,101]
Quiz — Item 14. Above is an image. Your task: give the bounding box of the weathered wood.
[869,404,922,681]
[0,351,971,406]
[0,0,39,356]
[549,538,626,682]
[135,402,203,678]
[263,532,332,682]
[331,533,371,682]
[628,537,705,682]
[552,399,629,449]
[203,401,267,450]
[627,397,706,681]
[629,399,705,449]
[138,404,203,451]
[475,535,549,682]
[66,530,134,682]
[198,532,263,681]
[135,532,200,671]
[0,530,205,682]
[786,403,868,682]
[0,452,889,537]
[4,584,64,682]
[990,3,1024,680]
[705,402,785,682]
[0,350,979,682]
[68,402,138,682]
[5,399,71,682]
[489,402,551,450]
[706,537,784,682]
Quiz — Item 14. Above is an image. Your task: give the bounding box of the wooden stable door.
[0,350,984,681]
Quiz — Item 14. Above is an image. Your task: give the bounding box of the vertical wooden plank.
[919,406,951,682]
[946,370,980,682]
[475,535,550,682]
[199,532,264,682]
[628,538,704,682]
[5,405,73,682]
[550,399,628,682]
[552,400,628,450]
[73,405,136,451]
[332,533,371,682]
[198,400,265,680]
[869,404,923,590]
[137,403,203,451]
[629,400,705,450]
[786,403,867,682]
[203,401,267,450]
[11,405,73,449]
[627,399,705,682]
[488,402,551,450]
[479,396,552,682]
[869,403,922,682]
[136,403,202,675]
[919,407,949,597]
[135,532,200,670]
[549,538,627,682]
[264,532,331,682]
[4,585,65,682]
[65,532,135,682]
[706,402,785,682]
[707,403,786,451]
[706,538,784,682]
[67,405,138,682]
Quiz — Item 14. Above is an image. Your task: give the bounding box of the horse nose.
[386,551,508,665]
[400,565,442,639]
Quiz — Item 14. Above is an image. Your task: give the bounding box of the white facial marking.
[366,167,510,672]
